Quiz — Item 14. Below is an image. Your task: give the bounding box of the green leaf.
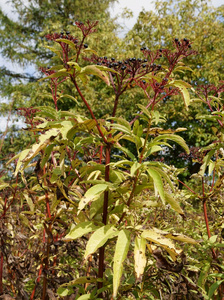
[164,192,184,215]
[34,106,58,120]
[110,123,132,135]
[134,236,147,281]
[76,295,91,300]
[13,149,30,176]
[61,276,97,286]
[56,38,78,50]
[67,61,81,72]
[109,117,131,131]
[63,221,101,241]
[114,145,137,161]
[199,149,216,176]
[57,286,74,297]
[39,70,69,81]
[208,280,224,299]
[198,261,211,288]
[80,65,110,85]
[143,145,163,159]
[45,46,62,58]
[147,167,165,203]
[137,104,152,121]
[84,225,118,259]
[113,229,131,298]
[59,94,79,105]
[130,162,142,177]
[169,80,191,109]
[24,194,34,212]
[154,134,190,154]
[78,184,108,211]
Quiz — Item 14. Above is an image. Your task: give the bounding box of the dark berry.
[157,64,161,69]
[60,31,64,35]
[66,31,70,35]
[159,49,162,52]
[124,60,128,64]
[188,44,192,48]
[142,80,146,84]
[140,47,144,51]
[97,62,102,65]
[84,44,88,48]
[111,57,115,61]
[160,85,164,89]
[104,56,107,59]
[142,64,146,68]
[121,66,126,70]
[143,47,147,50]
[132,57,136,61]
[137,58,142,62]
[144,59,147,62]
[129,58,133,62]
[118,61,122,64]
[175,38,179,42]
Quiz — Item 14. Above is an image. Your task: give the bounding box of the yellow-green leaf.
[134,236,146,281]
[84,225,118,259]
[63,221,101,241]
[78,183,108,211]
[113,229,131,298]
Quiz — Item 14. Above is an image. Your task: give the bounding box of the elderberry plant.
[7,21,203,299]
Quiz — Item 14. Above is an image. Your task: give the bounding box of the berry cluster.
[75,20,99,37]
[45,32,79,44]
[179,146,207,163]
[95,55,160,74]
[156,38,197,68]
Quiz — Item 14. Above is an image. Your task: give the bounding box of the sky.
[109,0,224,34]
[0,0,224,130]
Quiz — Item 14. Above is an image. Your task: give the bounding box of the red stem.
[98,145,111,293]
[0,247,3,294]
[70,77,107,144]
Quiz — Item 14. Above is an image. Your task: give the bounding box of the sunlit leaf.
[84,225,118,259]
[134,236,147,281]
[78,184,108,211]
[113,229,131,298]
[63,221,101,241]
